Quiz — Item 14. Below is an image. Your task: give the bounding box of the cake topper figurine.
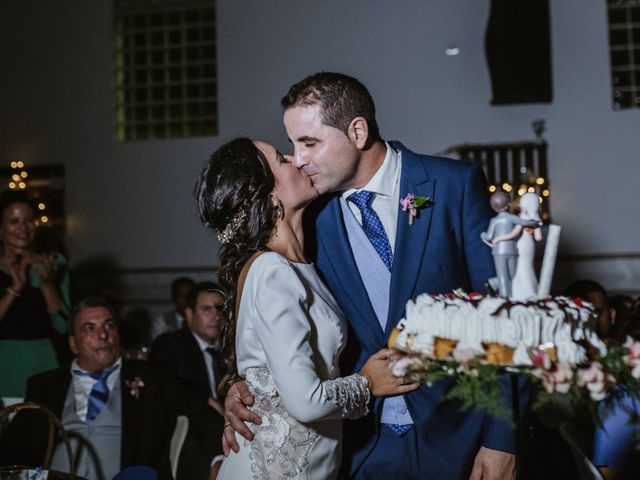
[481,191,541,298]
[510,192,543,300]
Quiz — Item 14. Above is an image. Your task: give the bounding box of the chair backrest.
[0,402,75,475]
[559,421,605,480]
[169,415,189,480]
[111,465,157,480]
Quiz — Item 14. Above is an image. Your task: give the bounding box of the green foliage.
[413,196,432,208]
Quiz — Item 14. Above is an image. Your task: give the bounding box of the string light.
[518,188,526,196]
[7,160,29,191]
[536,177,545,185]
[542,189,550,197]
[527,186,535,193]
[488,185,497,192]
[38,203,46,210]
[40,216,49,223]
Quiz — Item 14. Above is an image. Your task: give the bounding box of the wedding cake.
[388,290,606,367]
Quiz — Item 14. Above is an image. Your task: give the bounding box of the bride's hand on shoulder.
[359,349,420,397]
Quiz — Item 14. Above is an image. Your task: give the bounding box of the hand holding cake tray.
[388,192,640,423]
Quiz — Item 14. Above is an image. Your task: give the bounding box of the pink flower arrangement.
[577,362,610,401]
[623,336,640,379]
[531,348,552,370]
[535,363,574,394]
[400,193,432,225]
[125,377,145,399]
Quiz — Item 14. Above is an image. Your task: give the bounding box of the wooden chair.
[0,401,87,479]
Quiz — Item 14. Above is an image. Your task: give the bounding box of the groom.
[224,72,519,479]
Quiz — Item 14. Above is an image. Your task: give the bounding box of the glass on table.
[0,465,28,480]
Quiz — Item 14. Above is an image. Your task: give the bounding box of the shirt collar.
[71,357,122,376]
[341,141,400,200]
[191,330,217,352]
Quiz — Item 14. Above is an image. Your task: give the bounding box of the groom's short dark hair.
[281,72,381,141]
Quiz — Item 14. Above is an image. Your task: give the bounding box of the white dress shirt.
[342,142,402,252]
[71,357,122,422]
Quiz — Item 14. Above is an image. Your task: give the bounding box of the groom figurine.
[224,72,520,479]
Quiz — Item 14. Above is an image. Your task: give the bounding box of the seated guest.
[150,281,226,415]
[593,300,640,479]
[0,297,223,480]
[593,388,640,479]
[565,279,616,340]
[609,294,635,341]
[150,276,194,340]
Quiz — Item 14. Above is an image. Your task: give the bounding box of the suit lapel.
[48,369,72,418]
[386,142,435,337]
[120,360,143,467]
[316,196,385,343]
[184,329,214,394]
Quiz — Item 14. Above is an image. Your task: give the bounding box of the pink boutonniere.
[125,377,145,399]
[400,193,432,225]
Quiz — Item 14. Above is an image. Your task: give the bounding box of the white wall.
[0,0,638,302]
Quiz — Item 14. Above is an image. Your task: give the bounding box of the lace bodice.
[232,253,370,479]
[244,366,368,479]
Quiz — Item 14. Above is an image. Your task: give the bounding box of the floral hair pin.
[216,206,248,245]
[125,377,145,399]
[400,193,432,225]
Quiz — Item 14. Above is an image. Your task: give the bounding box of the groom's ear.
[348,116,369,150]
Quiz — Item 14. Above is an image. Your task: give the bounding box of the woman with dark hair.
[195,138,417,479]
[0,190,70,399]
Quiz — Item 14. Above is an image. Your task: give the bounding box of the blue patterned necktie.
[348,190,393,271]
[386,423,413,437]
[73,363,120,423]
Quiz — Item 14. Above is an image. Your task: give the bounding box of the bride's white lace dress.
[217,252,370,480]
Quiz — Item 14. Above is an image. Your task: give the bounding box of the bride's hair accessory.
[216,204,248,245]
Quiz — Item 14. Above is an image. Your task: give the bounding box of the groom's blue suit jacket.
[306,142,519,478]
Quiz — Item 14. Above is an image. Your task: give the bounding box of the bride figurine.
[511,193,543,301]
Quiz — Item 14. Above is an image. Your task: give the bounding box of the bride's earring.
[276,200,284,220]
[271,195,284,221]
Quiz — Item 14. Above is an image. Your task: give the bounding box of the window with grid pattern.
[114,0,217,141]
[607,0,640,110]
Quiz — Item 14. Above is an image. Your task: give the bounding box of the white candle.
[537,224,562,298]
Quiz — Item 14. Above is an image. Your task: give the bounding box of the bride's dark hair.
[194,137,277,395]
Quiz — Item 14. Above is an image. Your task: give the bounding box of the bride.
[195,138,417,479]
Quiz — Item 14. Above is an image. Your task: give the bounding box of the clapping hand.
[32,252,55,285]
[8,254,27,294]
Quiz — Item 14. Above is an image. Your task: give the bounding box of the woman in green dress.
[0,190,70,399]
